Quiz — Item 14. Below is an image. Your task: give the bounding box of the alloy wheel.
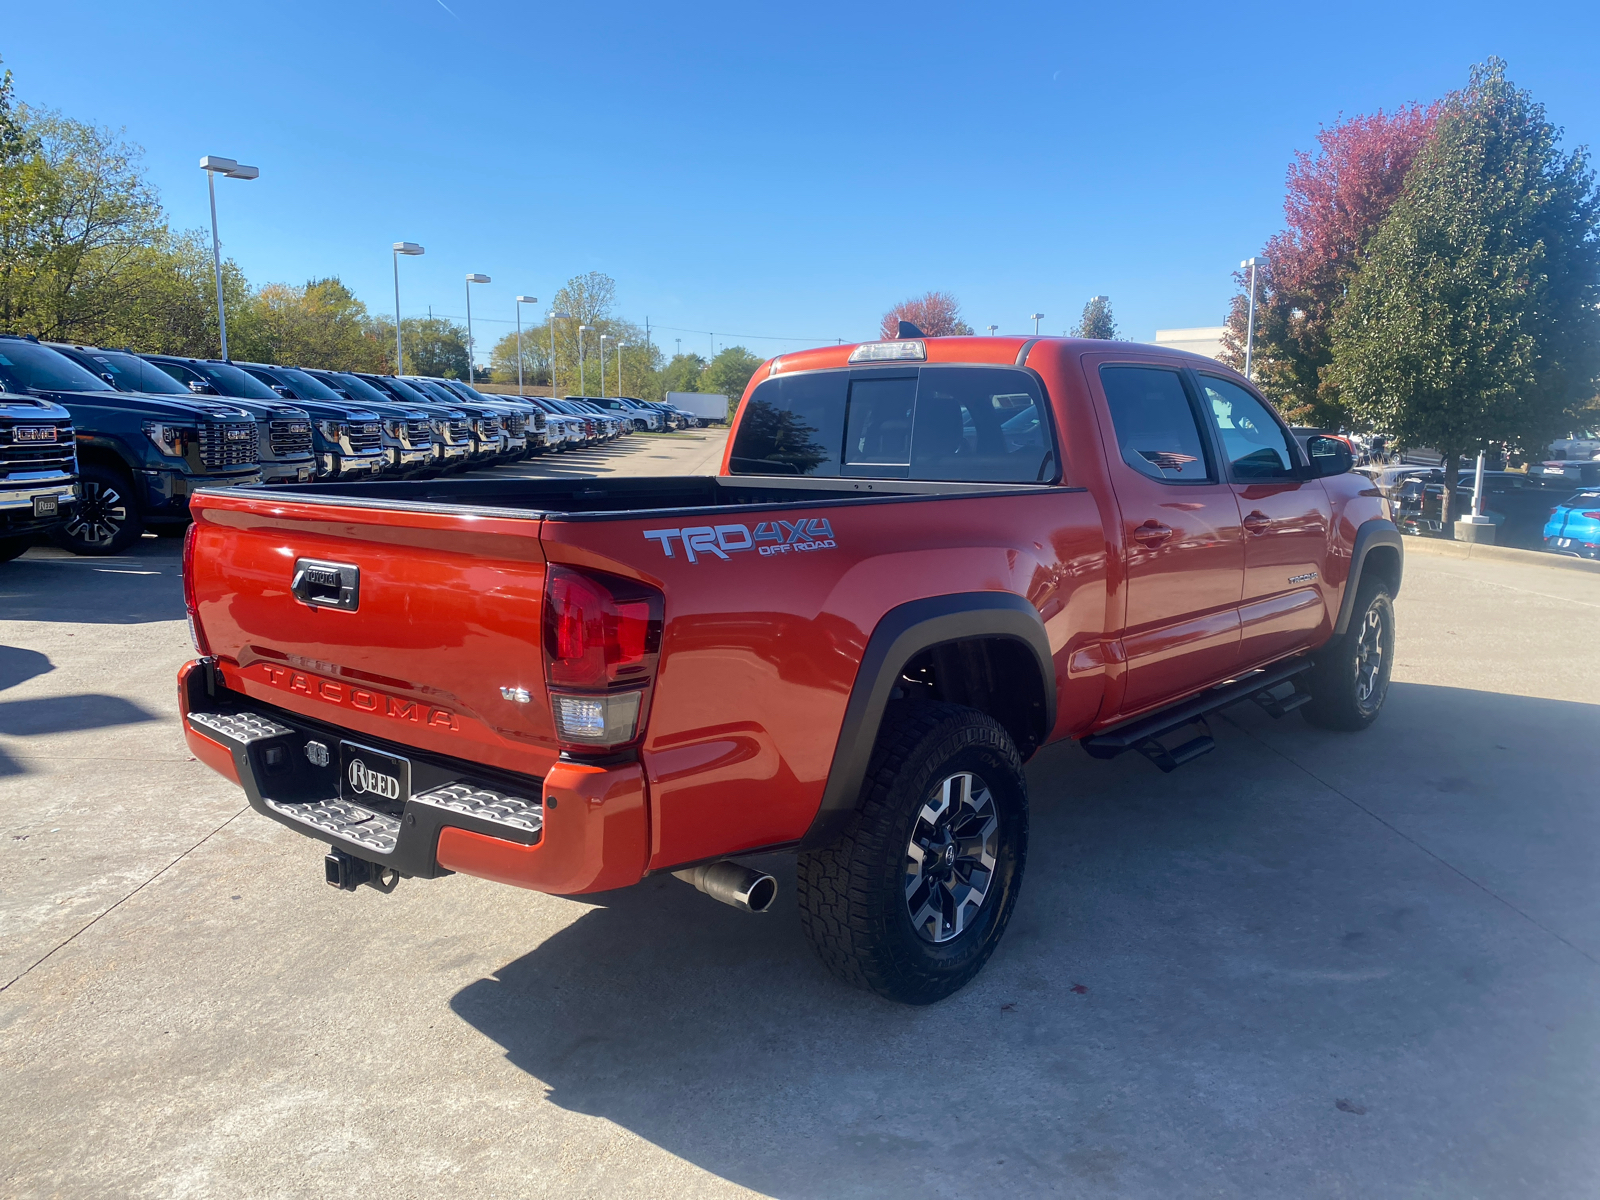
[905,772,1000,943]
[63,479,129,548]
[1355,604,1387,711]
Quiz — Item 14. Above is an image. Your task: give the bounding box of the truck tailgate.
[189,491,558,779]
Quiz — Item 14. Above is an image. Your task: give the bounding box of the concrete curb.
[1402,534,1600,575]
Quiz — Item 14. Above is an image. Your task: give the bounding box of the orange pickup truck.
[179,332,1401,1003]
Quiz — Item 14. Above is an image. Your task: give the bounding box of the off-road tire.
[797,702,1028,1005]
[1301,574,1395,731]
[48,462,144,556]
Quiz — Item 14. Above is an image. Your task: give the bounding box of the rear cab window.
[728,365,1057,483]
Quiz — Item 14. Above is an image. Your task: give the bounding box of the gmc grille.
[198,422,259,468]
[440,419,471,445]
[268,419,312,457]
[0,425,77,474]
[502,413,527,438]
[348,423,383,453]
[404,419,432,445]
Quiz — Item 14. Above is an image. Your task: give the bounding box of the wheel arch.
[800,592,1055,849]
[1333,518,1404,636]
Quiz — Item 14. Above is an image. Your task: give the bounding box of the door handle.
[1132,520,1173,547]
[1243,510,1272,535]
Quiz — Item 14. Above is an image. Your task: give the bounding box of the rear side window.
[728,371,845,475]
[729,365,1054,482]
[1099,366,1211,481]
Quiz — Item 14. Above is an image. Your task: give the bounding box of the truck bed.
[246,472,1051,516]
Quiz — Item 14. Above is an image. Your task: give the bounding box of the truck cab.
[0,390,78,563]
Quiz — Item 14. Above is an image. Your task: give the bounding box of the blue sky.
[6,1,1597,361]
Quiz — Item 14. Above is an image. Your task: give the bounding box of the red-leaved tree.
[1224,104,1438,425]
[880,291,974,339]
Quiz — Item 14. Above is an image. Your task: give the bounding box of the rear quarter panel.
[542,486,1108,872]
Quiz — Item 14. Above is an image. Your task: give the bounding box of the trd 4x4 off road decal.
[643,518,836,563]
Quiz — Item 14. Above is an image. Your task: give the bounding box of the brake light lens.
[1582,511,1600,520]
[848,339,926,363]
[182,521,210,655]
[544,564,663,751]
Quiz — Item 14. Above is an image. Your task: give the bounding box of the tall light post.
[599,334,613,398]
[1241,256,1265,381]
[578,325,594,395]
[1029,312,1044,335]
[514,295,538,395]
[986,324,998,336]
[199,155,259,360]
[464,273,490,383]
[616,341,627,397]
[548,310,571,396]
[392,242,424,373]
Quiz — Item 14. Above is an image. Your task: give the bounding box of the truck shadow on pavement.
[450,682,1600,1198]
[0,538,183,623]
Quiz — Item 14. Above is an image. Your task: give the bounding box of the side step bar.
[1081,659,1314,773]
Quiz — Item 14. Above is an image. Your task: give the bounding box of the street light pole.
[514,295,538,396]
[1030,312,1044,336]
[1241,257,1265,381]
[199,155,259,360]
[987,324,998,336]
[617,342,626,397]
[392,242,424,373]
[599,334,612,398]
[578,325,594,395]
[464,274,490,383]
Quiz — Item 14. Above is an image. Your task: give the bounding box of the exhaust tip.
[673,861,778,913]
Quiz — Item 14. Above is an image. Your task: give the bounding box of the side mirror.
[187,380,218,395]
[272,385,295,399]
[1306,435,1353,478]
[100,372,118,386]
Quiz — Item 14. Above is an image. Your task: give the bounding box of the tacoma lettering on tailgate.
[254,663,460,731]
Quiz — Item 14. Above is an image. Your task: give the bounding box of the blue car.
[1543,490,1600,558]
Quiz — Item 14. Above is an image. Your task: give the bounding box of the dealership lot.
[1,445,1598,1196]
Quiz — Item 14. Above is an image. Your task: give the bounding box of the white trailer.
[667,391,730,424]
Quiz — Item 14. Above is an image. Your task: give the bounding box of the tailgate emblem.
[500,686,531,703]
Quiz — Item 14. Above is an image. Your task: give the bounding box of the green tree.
[376,315,470,378]
[1330,59,1600,523]
[1223,105,1437,426]
[659,352,706,395]
[0,105,162,340]
[235,276,388,371]
[1071,296,1118,340]
[700,345,761,410]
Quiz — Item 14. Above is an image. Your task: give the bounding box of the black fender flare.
[1333,518,1404,636]
[800,591,1055,849]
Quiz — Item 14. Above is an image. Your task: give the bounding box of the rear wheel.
[49,463,143,556]
[1302,575,1395,731]
[797,702,1028,1005]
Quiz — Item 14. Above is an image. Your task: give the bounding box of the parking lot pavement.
[2,530,1597,1197]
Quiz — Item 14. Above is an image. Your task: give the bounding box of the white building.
[1151,326,1228,360]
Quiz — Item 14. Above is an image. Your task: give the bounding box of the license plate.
[339,741,410,806]
[1558,538,1573,548]
[32,495,58,517]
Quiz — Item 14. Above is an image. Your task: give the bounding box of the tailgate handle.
[291,558,360,611]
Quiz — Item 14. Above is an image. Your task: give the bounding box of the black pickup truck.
[0,335,260,554]
[0,389,78,562]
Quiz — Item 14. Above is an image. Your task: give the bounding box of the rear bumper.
[1544,535,1600,559]
[177,659,648,894]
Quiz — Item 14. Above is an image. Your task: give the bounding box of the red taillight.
[182,521,211,656]
[544,564,663,751]
[1582,512,1600,520]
